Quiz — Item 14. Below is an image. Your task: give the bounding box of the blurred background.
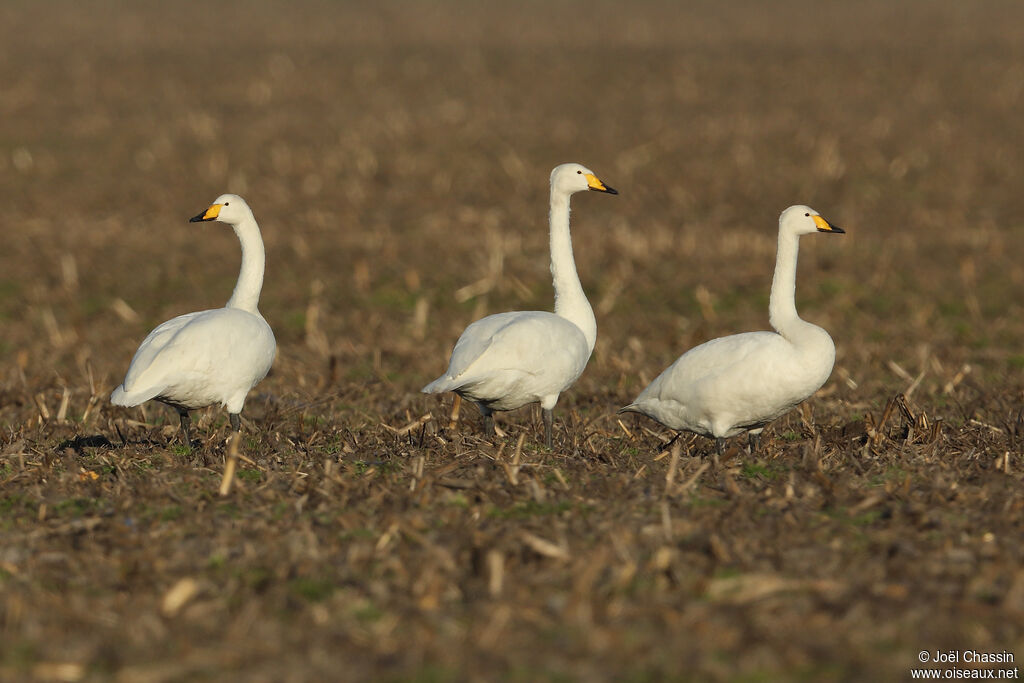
[1,0,1021,412]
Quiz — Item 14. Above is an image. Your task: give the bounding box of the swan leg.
[478,404,495,436]
[175,407,193,446]
[748,429,763,453]
[229,413,241,433]
[542,408,553,449]
[715,437,726,455]
[665,432,683,450]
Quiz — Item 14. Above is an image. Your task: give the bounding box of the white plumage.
[110,194,276,443]
[621,205,844,453]
[423,163,617,447]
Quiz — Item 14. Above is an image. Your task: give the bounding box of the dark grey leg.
[748,430,762,453]
[479,404,495,436]
[665,431,683,450]
[176,407,192,446]
[543,408,553,449]
[229,413,241,433]
[715,437,726,455]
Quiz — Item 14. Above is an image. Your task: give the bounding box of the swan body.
[423,163,617,446]
[423,310,590,412]
[110,194,276,442]
[621,205,843,450]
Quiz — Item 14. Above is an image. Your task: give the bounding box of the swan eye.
[577,170,582,174]
[804,212,809,217]
[225,202,230,206]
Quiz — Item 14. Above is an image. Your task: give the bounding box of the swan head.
[550,163,618,196]
[780,205,844,236]
[189,193,253,225]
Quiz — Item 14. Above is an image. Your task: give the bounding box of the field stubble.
[1,1,1023,681]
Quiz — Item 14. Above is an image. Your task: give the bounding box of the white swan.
[423,163,617,447]
[110,194,276,444]
[620,205,844,453]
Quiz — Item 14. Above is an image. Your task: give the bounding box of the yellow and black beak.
[189,204,222,223]
[585,173,618,195]
[812,215,844,234]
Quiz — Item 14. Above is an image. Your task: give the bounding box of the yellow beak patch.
[201,204,223,221]
[812,215,836,232]
[584,173,608,192]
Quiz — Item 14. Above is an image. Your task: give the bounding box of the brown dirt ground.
[1,1,1023,681]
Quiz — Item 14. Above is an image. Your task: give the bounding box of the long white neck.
[768,229,813,340]
[549,189,596,352]
[225,213,265,313]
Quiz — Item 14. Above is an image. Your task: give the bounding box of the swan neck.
[768,229,804,337]
[549,190,596,351]
[226,214,265,313]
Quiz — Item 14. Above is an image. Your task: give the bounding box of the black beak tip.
[603,186,619,195]
[830,225,846,234]
[189,212,208,223]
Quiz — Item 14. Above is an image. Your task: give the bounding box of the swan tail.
[421,376,455,394]
[618,402,661,422]
[110,384,162,407]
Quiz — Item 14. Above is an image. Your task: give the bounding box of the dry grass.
[1,1,1023,681]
